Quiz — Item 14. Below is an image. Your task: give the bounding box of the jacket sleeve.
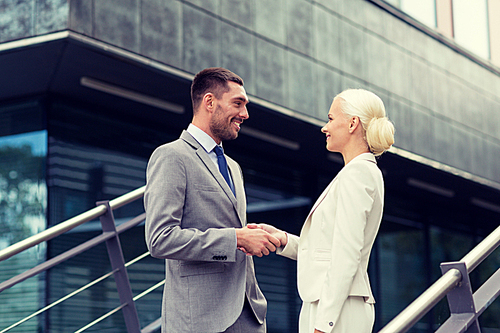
[276,233,300,260]
[315,163,376,332]
[144,145,238,262]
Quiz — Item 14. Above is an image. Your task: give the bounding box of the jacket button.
[329,322,334,326]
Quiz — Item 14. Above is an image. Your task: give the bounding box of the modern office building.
[0,0,499,332]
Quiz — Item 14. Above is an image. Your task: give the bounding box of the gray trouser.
[223,299,266,333]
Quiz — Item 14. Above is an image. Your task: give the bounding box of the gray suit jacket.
[144,130,266,332]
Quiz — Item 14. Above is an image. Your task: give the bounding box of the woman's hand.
[247,223,288,247]
[314,330,325,333]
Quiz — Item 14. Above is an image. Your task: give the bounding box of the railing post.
[437,261,480,333]
[98,201,141,333]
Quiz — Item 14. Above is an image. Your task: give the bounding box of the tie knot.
[214,145,224,156]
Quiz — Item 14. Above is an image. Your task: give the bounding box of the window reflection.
[46,137,149,331]
[0,130,47,249]
[0,130,47,332]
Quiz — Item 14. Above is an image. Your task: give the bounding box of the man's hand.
[235,226,281,257]
[247,224,287,247]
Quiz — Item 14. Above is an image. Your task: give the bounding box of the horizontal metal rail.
[1,268,119,333]
[379,222,500,333]
[74,254,163,333]
[473,268,500,316]
[378,269,462,333]
[435,268,500,333]
[461,223,500,272]
[0,186,145,263]
[73,252,158,333]
[0,186,147,333]
[0,213,145,293]
[1,251,152,333]
[141,318,162,333]
[5,181,497,333]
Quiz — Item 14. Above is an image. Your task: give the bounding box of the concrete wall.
[0,0,68,38]
[2,0,500,183]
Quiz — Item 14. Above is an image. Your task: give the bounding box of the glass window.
[46,137,149,331]
[47,137,147,225]
[0,99,47,331]
[452,0,490,59]
[475,241,500,329]
[247,183,311,332]
[238,151,316,332]
[375,218,429,331]
[401,0,436,27]
[385,0,437,28]
[429,226,474,327]
[384,0,400,7]
[0,130,47,332]
[0,131,47,247]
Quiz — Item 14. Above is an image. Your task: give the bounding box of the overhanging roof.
[1,30,499,234]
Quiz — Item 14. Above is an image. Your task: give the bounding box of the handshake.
[235,224,288,257]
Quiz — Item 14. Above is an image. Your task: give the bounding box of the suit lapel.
[195,148,237,204]
[180,131,243,224]
[304,153,376,223]
[227,159,246,226]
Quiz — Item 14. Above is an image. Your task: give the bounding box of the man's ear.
[203,93,215,112]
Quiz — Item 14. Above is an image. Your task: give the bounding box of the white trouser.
[299,296,375,333]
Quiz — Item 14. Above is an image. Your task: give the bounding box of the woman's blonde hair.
[335,89,395,156]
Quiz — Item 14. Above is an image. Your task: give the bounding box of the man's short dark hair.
[190,67,244,113]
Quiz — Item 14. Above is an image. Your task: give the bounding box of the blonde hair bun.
[366,117,395,156]
[335,89,395,156]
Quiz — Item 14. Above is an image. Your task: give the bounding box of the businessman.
[144,67,280,332]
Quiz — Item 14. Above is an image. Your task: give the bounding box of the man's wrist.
[235,228,244,247]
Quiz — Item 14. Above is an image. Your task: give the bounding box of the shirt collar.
[351,152,377,164]
[187,123,222,153]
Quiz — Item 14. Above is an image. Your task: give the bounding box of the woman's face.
[321,98,350,153]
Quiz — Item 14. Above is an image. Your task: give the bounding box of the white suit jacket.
[278,153,384,332]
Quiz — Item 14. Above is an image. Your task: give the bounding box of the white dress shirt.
[187,123,234,190]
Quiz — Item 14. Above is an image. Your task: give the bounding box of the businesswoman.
[253,89,395,333]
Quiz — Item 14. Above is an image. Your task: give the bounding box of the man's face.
[210,81,249,143]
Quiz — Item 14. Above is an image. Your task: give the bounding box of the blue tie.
[214,146,235,195]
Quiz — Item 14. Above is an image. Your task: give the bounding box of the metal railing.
[0,185,163,333]
[1,183,499,333]
[379,223,500,333]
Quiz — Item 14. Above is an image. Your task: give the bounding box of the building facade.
[0,0,499,332]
